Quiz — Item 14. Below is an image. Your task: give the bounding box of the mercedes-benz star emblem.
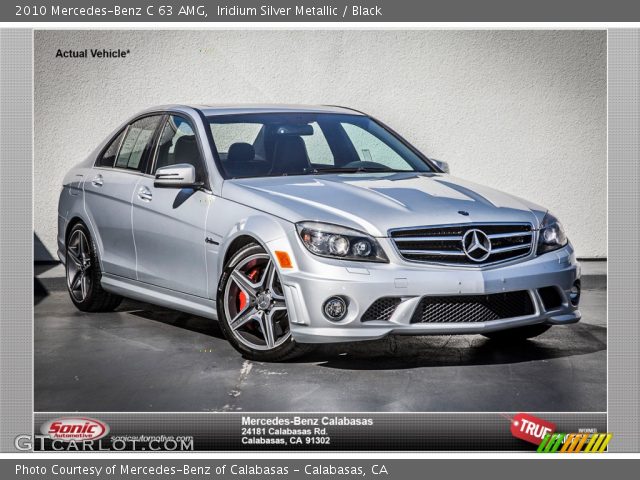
[462,229,492,262]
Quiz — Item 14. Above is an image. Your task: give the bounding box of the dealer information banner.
[28,413,607,451]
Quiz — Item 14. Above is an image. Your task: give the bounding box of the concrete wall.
[34,30,606,258]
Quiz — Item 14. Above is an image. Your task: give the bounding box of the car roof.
[154,104,366,117]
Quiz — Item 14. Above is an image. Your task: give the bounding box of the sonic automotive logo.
[40,417,109,442]
[537,432,613,453]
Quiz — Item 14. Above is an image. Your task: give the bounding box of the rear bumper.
[277,238,580,344]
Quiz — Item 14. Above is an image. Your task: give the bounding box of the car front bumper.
[273,234,581,344]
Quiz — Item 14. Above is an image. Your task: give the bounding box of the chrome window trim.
[92,165,154,178]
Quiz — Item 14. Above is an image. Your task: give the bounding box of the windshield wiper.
[312,166,410,174]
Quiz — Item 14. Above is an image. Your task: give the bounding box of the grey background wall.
[34,30,606,258]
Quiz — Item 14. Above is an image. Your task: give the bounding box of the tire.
[65,222,122,312]
[217,243,314,362]
[482,323,551,342]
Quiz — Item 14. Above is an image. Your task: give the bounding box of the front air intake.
[410,291,535,324]
[538,286,564,311]
[361,297,402,322]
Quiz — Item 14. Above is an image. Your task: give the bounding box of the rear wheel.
[482,323,551,342]
[65,222,122,312]
[217,243,313,361]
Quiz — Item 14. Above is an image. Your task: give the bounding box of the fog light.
[323,296,348,321]
[569,281,581,306]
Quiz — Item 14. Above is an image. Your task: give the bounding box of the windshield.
[206,113,434,178]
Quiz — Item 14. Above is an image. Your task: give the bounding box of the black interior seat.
[224,142,274,178]
[227,142,255,163]
[271,136,310,175]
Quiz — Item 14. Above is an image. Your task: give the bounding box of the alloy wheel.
[223,253,291,351]
[66,229,92,302]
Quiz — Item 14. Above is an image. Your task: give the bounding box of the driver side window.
[153,115,206,183]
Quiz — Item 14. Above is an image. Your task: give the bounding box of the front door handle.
[91,174,103,187]
[137,186,153,202]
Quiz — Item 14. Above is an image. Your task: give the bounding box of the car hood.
[222,172,547,237]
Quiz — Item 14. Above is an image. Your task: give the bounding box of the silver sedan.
[58,104,581,361]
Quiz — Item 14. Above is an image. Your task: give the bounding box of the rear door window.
[115,115,162,171]
[97,130,125,168]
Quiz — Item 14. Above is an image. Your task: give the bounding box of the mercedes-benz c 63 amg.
[58,105,581,361]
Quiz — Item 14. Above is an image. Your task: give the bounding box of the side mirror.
[154,164,196,188]
[431,158,450,174]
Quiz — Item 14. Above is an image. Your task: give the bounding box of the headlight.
[296,222,389,263]
[537,212,568,255]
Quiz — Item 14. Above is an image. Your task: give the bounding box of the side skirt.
[101,273,218,320]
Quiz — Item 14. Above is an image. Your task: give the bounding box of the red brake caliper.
[238,268,260,311]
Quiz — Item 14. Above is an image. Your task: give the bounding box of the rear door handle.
[137,186,153,201]
[91,174,103,187]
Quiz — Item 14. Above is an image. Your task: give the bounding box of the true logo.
[510,413,556,445]
[40,417,109,442]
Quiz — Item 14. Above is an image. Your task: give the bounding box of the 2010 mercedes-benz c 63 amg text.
[58,105,581,361]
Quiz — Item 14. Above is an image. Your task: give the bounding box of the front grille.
[390,223,534,266]
[410,291,535,324]
[362,297,402,322]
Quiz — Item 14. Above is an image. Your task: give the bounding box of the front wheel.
[217,243,313,361]
[482,323,551,342]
